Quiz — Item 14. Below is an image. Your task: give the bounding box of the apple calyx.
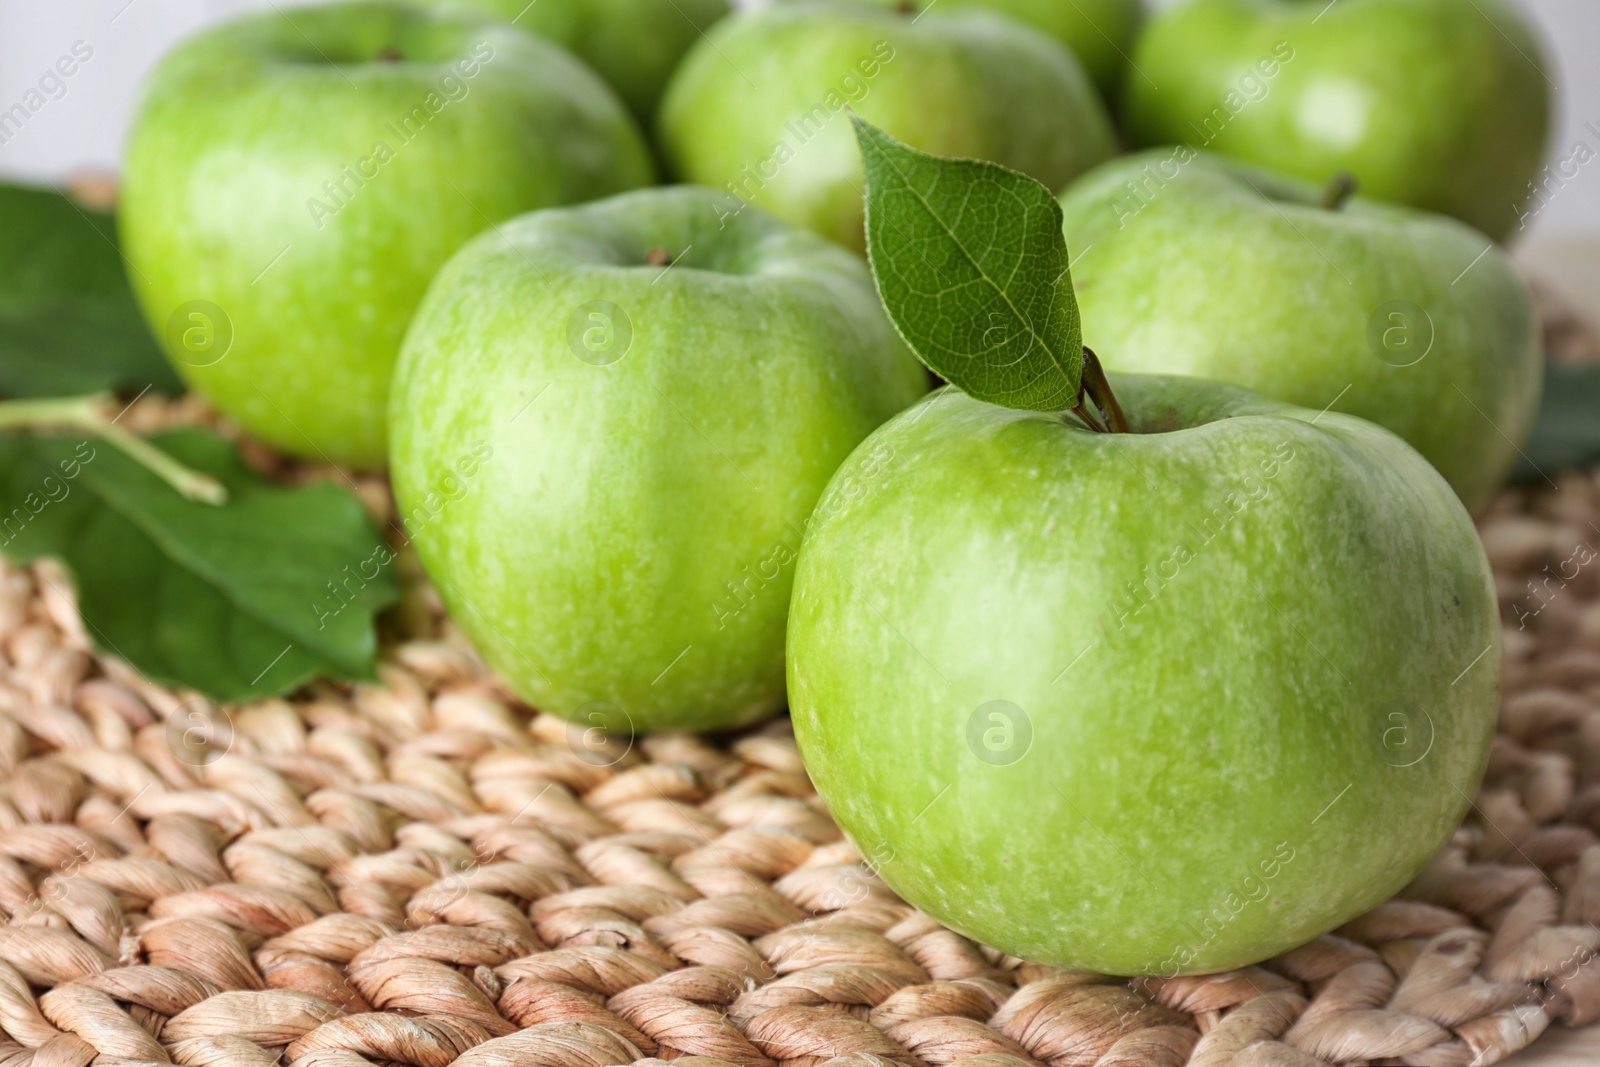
[0,394,228,505]
[1320,172,1358,211]
[645,247,672,267]
[375,47,405,63]
[1070,347,1129,433]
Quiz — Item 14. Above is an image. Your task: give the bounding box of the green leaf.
[0,430,397,701]
[852,115,1083,411]
[1514,363,1600,483]
[0,182,182,399]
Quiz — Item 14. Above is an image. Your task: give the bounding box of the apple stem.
[1321,172,1358,211]
[376,48,405,63]
[1077,347,1129,434]
[646,247,672,267]
[0,394,229,506]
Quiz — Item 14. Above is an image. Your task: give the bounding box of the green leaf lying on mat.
[0,430,397,701]
[852,116,1084,411]
[1514,363,1600,483]
[0,182,182,399]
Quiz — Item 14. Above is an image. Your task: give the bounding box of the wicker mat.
[2,388,1600,1067]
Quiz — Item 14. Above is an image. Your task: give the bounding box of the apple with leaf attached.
[786,118,1501,975]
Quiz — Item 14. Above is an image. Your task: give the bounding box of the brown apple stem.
[1321,172,1358,211]
[375,48,405,63]
[646,247,672,267]
[1080,347,1129,433]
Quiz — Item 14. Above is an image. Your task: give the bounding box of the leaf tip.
[848,110,872,144]
[849,112,899,155]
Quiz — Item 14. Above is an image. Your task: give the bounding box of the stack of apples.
[120,0,1551,976]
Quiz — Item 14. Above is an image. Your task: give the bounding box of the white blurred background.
[1,0,1598,310]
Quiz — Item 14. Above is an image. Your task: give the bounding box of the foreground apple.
[390,186,926,732]
[121,1,654,468]
[790,376,1499,974]
[1123,0,1550,242]
[658,1,1115,252]
[1058,150,1541,511]
[788,118,1501,975]
[412,0,730,122]
[780,0,1144,104]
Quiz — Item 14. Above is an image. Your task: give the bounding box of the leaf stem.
[1071,400,1109,433]
[1079,347,1129,434]
[0,394,228,505]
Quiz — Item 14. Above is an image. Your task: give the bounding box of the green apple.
[777,0,1145,104]
[658,1,1116,252]
[928,0,1144,102]
[1056,149,1541,512]
[789,375,1499,975]
[1122,0,1551,242]
[411,0,731,122]
[120,1,654,468]
[389,186,927,732]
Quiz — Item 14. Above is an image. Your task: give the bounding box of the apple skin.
[788,376,1499,975]
[777,0,1145,104]
[390,186,927,733]
[658,2,1115,252]
[1122,0,1551,243]
[933,0,1143,103]
[1057,150,1541,513]
[120,2,654,468]
[410,0,731,122]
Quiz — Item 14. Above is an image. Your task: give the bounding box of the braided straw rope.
[2,390,1600,1067]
